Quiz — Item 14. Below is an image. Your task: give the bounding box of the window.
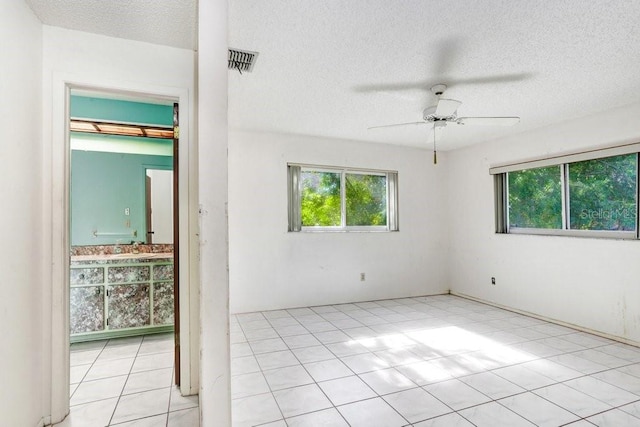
[495,152,638,238]
[508,165,562,229]
[345,173,388,226]
[300,169,341,227]
[288,165,398,231]
[568,155,636,231]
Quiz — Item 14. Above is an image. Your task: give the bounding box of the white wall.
[447,101,640,344]
[197,0,231,425]
[41,26,200,422]
[0,1,43,426]
[229,130,449,313]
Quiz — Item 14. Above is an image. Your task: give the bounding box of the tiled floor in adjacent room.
[230,294,640,427]
[64,333,198,426]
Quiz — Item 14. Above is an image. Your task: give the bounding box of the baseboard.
[451,291,640,348]
[70,325,174,344]
[230,291,451,315]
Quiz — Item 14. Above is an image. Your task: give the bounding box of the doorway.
[67,90,184,422]
[46,62,198,426]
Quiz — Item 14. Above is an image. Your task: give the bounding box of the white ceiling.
[26,0,640,150]
[25,0,197,50]
[229,1,640,150]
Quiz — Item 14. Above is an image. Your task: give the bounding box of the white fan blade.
[368,121,426,130]
[456,116,520,126]
[435,98,461,117]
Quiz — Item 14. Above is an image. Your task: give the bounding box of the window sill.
[501,228,637,240]
[292,228,398,233]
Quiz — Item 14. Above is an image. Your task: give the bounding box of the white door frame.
[46,73,199,424]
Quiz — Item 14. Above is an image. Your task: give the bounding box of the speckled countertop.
[71,252,174,263]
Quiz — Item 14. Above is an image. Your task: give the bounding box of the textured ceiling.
[24,0,640,151]
[229,0,640,150]
[25,0,197,50]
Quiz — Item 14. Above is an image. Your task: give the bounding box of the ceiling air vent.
[228,48,258,74]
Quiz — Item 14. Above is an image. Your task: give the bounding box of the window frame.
[495,152,639,240]
[288,164,399,232]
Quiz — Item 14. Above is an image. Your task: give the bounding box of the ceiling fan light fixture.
[435,98,462,117]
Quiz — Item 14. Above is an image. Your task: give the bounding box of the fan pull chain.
[433,124,437,165]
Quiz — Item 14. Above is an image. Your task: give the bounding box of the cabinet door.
[108,284,150,329]
[152,264,174,281]
[70,267,104,285]
[153,282,174,325]
[107,265,150,283]
[70,286,105,334]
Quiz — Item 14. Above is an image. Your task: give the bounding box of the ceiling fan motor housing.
[423,106,453,122]
[430,83,447,96]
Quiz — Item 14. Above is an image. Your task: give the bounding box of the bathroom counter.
[71,252,173,263]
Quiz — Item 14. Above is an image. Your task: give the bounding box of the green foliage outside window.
[300,170,388,228]
[346,174,387,226]
[506,154,637,232]
[301,171,341,226]
[508,166,562,229]
[569,154,636,231]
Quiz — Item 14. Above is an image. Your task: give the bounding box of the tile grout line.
[165,360,175,427]
[106,336,143,426]
[69,339,109,400]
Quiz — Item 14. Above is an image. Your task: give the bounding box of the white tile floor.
[230,295,640,427]
[63,333,198,426]
[62,295,640,426]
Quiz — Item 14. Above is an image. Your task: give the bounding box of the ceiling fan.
[369,84,520,163]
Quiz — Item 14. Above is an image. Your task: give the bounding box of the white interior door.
[147,169,174,243]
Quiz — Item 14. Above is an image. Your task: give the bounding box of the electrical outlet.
[360,272,366,281]
[124,207,130,216]
[491,277,496,285]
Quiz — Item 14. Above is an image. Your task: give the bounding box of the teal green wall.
[70,96,173,126]
[70,95,173,246]
[71,151,172,245]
